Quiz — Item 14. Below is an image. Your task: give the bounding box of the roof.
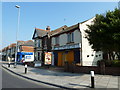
[32,17,95,38]
[17,40,34,46]
[22,40,34,46]
[32,25,67,39]
[50,17,95,37]
[51,24,79,37]
[1,40,34,52]
[49,25,67,36]
[32,28,48,39]
[21,46,34,52]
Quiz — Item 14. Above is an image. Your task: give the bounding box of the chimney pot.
[46,26,50,31]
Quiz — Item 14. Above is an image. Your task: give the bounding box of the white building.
[51,17,103,66]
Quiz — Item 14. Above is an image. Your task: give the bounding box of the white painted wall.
[79,17,103,66]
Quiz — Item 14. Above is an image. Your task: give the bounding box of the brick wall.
[105,67,120,75]
[64,63,120,75]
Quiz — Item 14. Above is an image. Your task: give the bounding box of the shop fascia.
[53,43,81,50]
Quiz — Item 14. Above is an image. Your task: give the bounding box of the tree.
[85,8,120,60]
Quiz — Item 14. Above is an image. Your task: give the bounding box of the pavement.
[1,61,120,89]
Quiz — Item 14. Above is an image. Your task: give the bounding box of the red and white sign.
[45,52,52,65]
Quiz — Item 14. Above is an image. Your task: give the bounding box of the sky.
[2,2,119,49]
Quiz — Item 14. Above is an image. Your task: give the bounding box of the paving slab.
[1,62,120,89]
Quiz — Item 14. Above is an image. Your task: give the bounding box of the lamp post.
[14,5,20,68]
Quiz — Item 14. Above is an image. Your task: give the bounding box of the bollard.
[14,63,17,68]
[91,71,95,88]
[8,62,10,67]
[25,64,27,74]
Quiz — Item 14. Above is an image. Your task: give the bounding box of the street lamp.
[14,5,20,68]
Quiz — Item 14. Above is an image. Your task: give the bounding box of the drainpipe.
[78,23,83,66]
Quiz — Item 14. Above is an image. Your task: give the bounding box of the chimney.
[46,26,50,31]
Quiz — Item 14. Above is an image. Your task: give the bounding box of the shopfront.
[17,52,34,63]
[53,43,81,67]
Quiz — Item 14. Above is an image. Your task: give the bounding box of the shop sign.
[45,52,52,65]
[24,55,34,62]
[53,43,81,50]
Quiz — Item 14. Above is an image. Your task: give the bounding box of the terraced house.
[51,17,103,66]
[32,26,51,66]
[2,40,34,62]
[32,17,103,67]
[32,26,67,66]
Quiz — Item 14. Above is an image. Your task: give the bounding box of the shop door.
[58,52,62,66]
[62,52,66,66]
[66,51,74,64]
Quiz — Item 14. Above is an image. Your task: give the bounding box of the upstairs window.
[67,32,74,43]
[55,36,59,45]
[35,40,41,47]
[38,40,40,47]
[71,32,74,42]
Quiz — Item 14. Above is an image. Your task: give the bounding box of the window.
[55,36,59,45]
[36,40,40,47]
[71,32,74,42]
[87,55,89,57]
[67,33,71,43]
[38,40,40,47]
[67,32,74,43]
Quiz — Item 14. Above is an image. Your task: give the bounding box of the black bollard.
[25,64,27,74]
[8,62,10,67]
[91,71,95,88]
[8,63,10,67]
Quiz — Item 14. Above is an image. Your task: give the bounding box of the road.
[2,67,58,89]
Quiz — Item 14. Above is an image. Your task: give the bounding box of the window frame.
[67,32,74,43]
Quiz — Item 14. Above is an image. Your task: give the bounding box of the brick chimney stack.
[46,26,50,31]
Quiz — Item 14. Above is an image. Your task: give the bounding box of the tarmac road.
[2,67,59,89]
